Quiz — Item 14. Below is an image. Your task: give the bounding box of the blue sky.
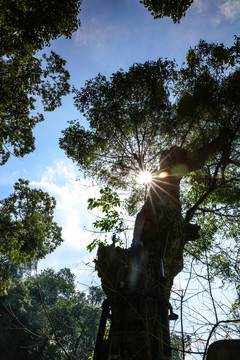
[1,0,240,291]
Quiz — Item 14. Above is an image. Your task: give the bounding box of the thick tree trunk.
[94,148,201,360]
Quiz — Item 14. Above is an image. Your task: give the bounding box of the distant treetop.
[140,0,194,22]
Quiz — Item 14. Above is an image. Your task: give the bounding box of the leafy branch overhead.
[60,37,240,255]
[0,0,82,295]
[140,0,194,22]
[87,187,125,252]
[0,0,82,56]
[0,0,82,165]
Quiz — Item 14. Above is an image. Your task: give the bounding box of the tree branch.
[4,303,46,340]
[36,281,72,360]
[186,129,234,173]
[185,147,233,222]
[203,318,240,360]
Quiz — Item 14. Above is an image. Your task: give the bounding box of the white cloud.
[74,17,114,47]
[73,15,130,58]
[220,0,240,21]
[30,159,135,288]
[193,0,208,13]
[213,0,240,24]
[32,159,101,288]
[31,159,99,251]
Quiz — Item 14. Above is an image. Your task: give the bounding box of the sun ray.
[137,170,152,185]
[135,159,181,209]
[150,176,180,204]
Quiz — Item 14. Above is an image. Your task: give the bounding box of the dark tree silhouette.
[140,0,194,22]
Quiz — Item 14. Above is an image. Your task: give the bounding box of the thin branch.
[229,159,240,167]
[3,304,46,340]
[185,183,218,223]
[179,119,195,148]
[197,207,239,218]
[203,318,240,360]
[185,155,224,222]
[36,281,72,360]
[204,240,218,323]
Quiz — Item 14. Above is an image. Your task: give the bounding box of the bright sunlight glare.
[159,171,168,178]
[137,170,152,184]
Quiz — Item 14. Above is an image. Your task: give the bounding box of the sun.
[137,170,152,185]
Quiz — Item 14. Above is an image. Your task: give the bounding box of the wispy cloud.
[74,16,129,53]
[31,159,99,252]
[213,0,240,24]
[74,17,113,46]
[193,0,208,13]
[31,159,100,287]
[220,0,240,21]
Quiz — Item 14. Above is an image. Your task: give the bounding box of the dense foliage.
[0,0,82,164]
[0,268,104,360]
[60,58,177,191]
[0,51,71,165]
[140,0,194,22]
[176,37,240,262]
[0,0,82,293]
[60,37,240,268]
[1,0,81,55]
[0,180,63,295]
[87,187,125,252]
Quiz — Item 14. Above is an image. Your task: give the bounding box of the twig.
[36,281,72,360]
[203,318,240,360]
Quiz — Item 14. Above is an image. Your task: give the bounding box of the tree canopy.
[1,0,81,56]
[140,0,194,22]
[60,37,240,258]
[0,0,82,293]
[60,38,240,185]
[60,58,177,191]
[0,52,71,165]
[0,0,82,165]
[0,179,63,295]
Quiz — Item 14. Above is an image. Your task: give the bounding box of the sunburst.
[137,170,152,185]
[135,164,177,205]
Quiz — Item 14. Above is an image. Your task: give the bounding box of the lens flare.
[159,171,168,178]
[137,170,152,184]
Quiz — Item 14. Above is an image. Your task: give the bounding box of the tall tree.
[60,37,240,359]
[0,0,82,165]
[0,180,63,295]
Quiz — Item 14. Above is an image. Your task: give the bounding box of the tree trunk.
[94,148,200,360]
